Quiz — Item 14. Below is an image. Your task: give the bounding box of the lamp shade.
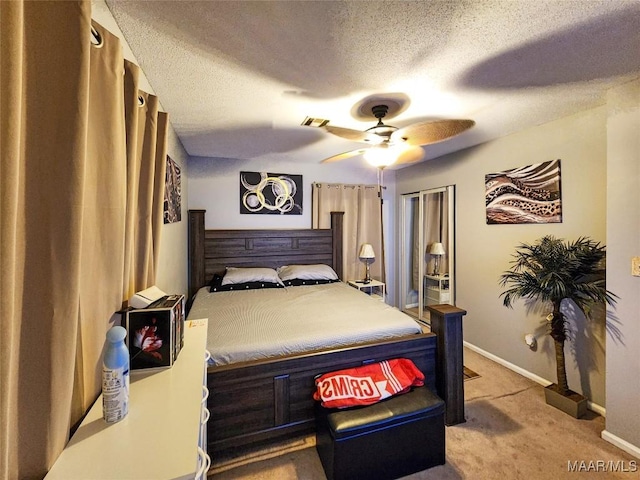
[359,243,375,259]
[429,242,445,255]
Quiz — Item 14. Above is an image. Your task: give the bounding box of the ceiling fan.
[302,104,475,168]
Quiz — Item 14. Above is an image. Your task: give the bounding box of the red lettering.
[319,375,381,401]
[350,379,363,397]
[331,377,348,397]
[360,379,374,397]
[321,380,333,398]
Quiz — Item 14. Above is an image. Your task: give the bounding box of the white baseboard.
[601,430,640,459]
[463,341,606,417]
[588,400,606,417]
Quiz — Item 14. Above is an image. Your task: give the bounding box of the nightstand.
[348,279,386,301]
[424,274,451,306]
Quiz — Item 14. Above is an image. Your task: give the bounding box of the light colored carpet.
[209,347,637,479]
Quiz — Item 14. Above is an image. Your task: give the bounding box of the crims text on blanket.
[317,375,381,401]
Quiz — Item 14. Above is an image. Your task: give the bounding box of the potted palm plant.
[499,235,616,418]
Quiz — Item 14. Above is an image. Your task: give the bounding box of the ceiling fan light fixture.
[364,143,399,168]
[364,133,386,145]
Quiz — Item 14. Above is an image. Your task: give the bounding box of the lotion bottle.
[102,325,130,423]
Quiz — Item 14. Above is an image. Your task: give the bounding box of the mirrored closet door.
[400,186,455,325]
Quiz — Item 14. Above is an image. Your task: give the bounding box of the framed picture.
[240,171,303,215]
[125,294,185,371]
[164,156,181,224]
[485,159,562,224]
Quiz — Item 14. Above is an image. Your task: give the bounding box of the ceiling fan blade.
[392,119,475,146]
[323,125,371,143]
[321,148,367,163]
[394,146,425,165]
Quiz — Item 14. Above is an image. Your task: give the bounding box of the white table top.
[348,279,385,287]
[45,319,208,480]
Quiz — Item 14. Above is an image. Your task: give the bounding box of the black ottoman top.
[319,387,445,439]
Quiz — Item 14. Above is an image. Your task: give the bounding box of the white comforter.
[187,281,422,365]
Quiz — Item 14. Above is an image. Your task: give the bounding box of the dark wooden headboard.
[188,210,344,299]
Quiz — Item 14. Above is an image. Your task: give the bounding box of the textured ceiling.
[104,0,640,168]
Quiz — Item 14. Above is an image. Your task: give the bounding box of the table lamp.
[359,244,375,284]
[429,242,445,276]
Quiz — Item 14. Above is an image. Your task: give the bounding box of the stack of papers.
[129,285,167,309]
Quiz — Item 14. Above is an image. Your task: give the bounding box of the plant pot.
[544,384,587,418]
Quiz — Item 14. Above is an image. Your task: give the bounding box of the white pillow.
[222,267,283,286]
[277,264,339,281]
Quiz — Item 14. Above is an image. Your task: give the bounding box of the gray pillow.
[222,267,283,286]
[277,264,339,281]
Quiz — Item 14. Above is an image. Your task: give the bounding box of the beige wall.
[187,157,383,229]
[603,78,640,455]
[396,106,609,407]
[154,129,189,296]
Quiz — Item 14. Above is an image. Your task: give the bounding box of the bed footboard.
[206,333,437,455]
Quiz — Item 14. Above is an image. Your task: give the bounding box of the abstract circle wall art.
[240,171,303,215]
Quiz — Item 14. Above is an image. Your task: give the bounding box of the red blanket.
[313,358,425,408]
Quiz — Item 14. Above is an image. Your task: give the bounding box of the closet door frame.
[400,186,455,325]
[399,193,421,317]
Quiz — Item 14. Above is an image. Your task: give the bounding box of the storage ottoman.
[315,386,445,480]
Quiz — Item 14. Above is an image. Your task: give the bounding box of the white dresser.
[46,318,210,480]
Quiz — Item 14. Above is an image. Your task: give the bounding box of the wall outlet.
[632,257,640,277]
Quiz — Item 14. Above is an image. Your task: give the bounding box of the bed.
[189,281,425,366]
[187,210,444,457]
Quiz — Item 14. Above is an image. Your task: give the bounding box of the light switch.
[632,257,640,277]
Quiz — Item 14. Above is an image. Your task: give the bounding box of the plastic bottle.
[102,325,130,423]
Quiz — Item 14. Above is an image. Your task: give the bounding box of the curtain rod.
[312,182,386,190]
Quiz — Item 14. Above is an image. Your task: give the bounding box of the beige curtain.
[312,183,384,283]
[123,62,169,298]
[1,2,167,477]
